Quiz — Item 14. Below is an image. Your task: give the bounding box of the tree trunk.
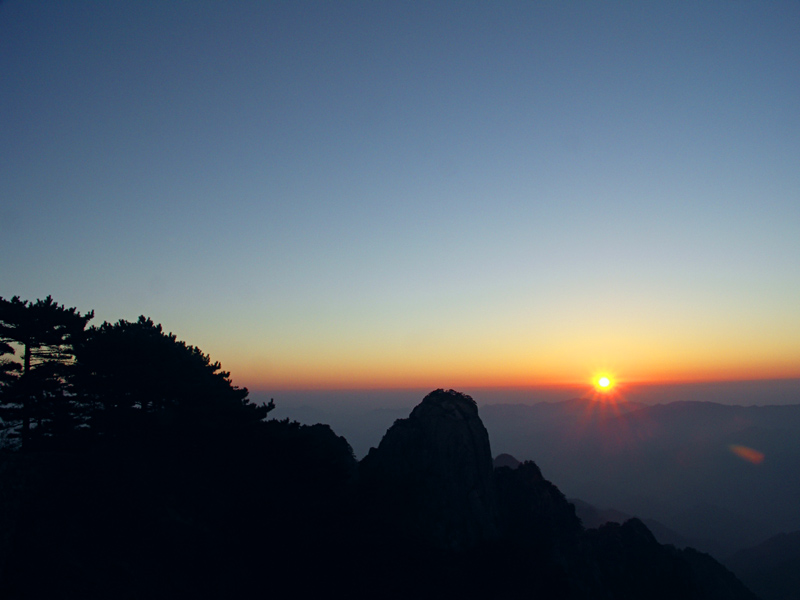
[21,344,31,447]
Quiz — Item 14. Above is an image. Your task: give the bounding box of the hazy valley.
[267,389,800,561]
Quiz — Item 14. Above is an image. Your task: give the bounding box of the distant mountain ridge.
[495,455,703,551]
[268,394,800,559]
[725,530,800,600]
[482,398,800,557]
[569,497,699,549]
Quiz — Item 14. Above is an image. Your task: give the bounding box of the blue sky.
[2,1,799,390]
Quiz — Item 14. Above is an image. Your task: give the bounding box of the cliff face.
[495,460,583,549]
[359,389,499,550]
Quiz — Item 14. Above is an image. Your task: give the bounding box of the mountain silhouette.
[493,452,522,469]
[725,530,800,600]
[0,388,760,598]
[359,390,757,599]
[482,398,800,556]
[360,388,499,550]
[570,497,699,549]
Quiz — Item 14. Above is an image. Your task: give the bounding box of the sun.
[593,374,615,393]
[588,371,624,406]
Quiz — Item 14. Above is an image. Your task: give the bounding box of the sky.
[2,1,799,393]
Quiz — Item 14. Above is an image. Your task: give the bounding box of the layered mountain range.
[481,398,800,556]
[358,389,756,599]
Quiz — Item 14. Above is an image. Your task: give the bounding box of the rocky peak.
[493,453,522,470]
[360,389,499,550]
[409,388,480,421]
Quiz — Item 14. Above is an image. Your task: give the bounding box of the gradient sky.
[2,1,799,391]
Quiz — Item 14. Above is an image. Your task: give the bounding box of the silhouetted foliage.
[0,296,94,447]
[0,341,19,389]
[74,316,272,437]
[0,341,20,447]
[0,297,274,448]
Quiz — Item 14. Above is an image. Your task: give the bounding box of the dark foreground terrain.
[0,390,758,599]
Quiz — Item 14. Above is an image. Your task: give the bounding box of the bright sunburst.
[593,373,615,393]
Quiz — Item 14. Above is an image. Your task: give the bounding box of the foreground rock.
[360,388,499,549]
[361,389,758,599]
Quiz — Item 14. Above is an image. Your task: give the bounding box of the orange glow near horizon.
[218,337,800,393]
[234,365,800,393]
[202,309,800,392]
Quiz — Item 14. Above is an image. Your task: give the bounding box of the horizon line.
[249,375,800,393]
